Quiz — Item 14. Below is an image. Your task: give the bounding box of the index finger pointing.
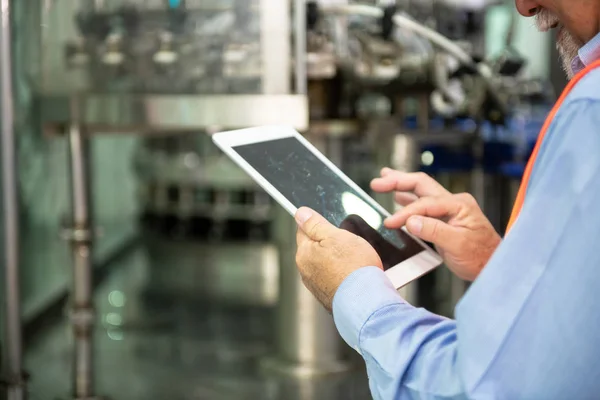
[371,171,449,198]
[383,196,461,229]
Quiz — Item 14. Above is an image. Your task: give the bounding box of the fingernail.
[295,207,312,224]
[407,216,423,234]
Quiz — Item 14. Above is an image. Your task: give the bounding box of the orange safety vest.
[505,59,600,234]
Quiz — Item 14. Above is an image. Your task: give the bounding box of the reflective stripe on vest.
[505,59,600,234]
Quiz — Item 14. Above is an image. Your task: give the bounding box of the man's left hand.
[295,207,383,312]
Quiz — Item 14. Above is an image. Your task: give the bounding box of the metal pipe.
[66,116,97,400]
[69,126,92,237]
[294,0,307,95]
[332,0,350,61]
[321,4,507,115]
[470,131,486,208]
[260,0,291,94]
[392,132,419,304]
[417,94,430,133]
[0,0,25,397]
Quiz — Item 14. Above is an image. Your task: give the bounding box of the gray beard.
[535,9,583,80]
[557,31,584,79]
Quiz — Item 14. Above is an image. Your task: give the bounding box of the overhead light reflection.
[421,151,434,166]
[341,192,382,229]
[107,329,124,341]
[105,313,123,326]
[108,291,125,307]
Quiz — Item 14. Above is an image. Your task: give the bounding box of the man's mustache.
[535,8,560,32]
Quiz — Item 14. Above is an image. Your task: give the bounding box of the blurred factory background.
[0,0,564,399]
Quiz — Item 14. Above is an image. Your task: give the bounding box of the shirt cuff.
[332,266,406,352]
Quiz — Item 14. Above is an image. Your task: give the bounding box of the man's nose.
[515,0,540,17]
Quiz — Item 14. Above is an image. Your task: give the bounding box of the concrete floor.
[24,246,372,400]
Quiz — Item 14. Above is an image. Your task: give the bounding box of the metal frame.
[293,0,307,95]
[0,0,25,398]
[260,0,292,94]
[14,0,315,393]
[64,109,98,400]
[39,95,309,135]
[50,0,309,394]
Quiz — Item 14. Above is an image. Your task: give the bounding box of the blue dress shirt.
[333,37,600,399]
[571,32,600,74]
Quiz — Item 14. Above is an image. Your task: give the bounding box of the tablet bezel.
[212,125,442,289]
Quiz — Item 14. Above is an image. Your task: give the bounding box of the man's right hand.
[370,168,502,281]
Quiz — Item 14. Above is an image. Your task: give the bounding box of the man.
[294,1,600,399]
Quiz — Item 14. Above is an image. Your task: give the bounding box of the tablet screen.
[231,136,426,270]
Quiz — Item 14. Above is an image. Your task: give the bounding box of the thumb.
[406,216,455,246]
[295,207,337,241]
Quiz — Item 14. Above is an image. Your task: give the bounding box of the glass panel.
[35,0,263,95]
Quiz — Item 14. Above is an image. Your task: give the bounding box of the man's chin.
[558,50,575,79]
[557,31,583,79]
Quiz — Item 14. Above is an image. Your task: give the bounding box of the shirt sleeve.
[333,98,600,400]
[333,267,465,400]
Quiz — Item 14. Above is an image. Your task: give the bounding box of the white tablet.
[212,126,442,289]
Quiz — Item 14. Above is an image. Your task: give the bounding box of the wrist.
[332,266,404,350]
[330,265,382,304]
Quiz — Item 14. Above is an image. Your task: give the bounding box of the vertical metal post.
[370,118,419,305]
[293,0,307,95]
[416,94,430,133]
[391,132,419,304]
[331,0,349,61]
[470,127,486,212]
[0,0,25,398]
[260,0,291,94]
[65,105,98,399]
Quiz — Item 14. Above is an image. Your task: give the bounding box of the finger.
[295,240,310,270]
[295,207,338,242]
[394,192,418,206]
[384,196,461,229]
[380,167,394,176]
[406,216,457,247]
[296,226,310,248]
[372,171,448,197]
[371,171,449,198]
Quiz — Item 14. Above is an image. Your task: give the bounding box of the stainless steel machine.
[0,0,549,399]
[23,1,308,399]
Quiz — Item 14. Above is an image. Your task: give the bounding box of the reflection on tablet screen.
[339,214,421,271]
[232,136,425,268]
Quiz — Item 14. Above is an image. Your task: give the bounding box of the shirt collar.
[571,31,600,75]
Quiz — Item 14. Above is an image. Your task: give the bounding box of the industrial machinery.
[1,0,553,399]
[22,1,307,399]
